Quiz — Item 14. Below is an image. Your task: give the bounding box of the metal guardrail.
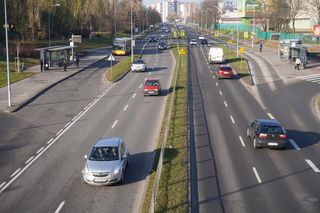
[149,41,181,213]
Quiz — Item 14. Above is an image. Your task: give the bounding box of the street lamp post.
[48,3,60,47]
[205,10,208,30]
[236,1,240,58]
[131,0,133,62]
[3,0,11,107]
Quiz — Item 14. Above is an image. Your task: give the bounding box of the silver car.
[131,59,147,72]
[82,137,129,185]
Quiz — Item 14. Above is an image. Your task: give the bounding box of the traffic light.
[9,23,16,33]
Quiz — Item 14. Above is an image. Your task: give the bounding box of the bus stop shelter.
[35,45,76,69]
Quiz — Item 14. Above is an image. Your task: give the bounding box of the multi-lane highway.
[0,31,175,212]
[187,28,320,213]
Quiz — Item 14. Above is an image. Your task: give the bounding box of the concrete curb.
[10,56,107,113]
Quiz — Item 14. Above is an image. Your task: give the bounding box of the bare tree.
[287,0,306,33]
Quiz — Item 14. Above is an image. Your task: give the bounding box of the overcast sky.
[143,0,200,6]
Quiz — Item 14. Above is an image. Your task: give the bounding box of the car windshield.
[89,146,119,161]
[134,60,144,64]
[113,44,124,50]
[145,80,160,86]
[191,39,196,42]
[261,126,284,134]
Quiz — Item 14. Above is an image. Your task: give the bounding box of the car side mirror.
[84,155,87,159]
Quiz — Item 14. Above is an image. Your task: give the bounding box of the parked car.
[190,39,198,45]
[208,47,224,63]
[158,42,167,50]
[131,59,147,72]
[200,39,208,45]
[216,65,234,79]
[246,119,287,149]
[144,77,161,96]
[82,137,130,185]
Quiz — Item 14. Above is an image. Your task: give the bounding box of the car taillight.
[259,133,267,138]
[279,134,286,139]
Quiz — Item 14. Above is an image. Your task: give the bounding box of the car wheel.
[253,138,260,149]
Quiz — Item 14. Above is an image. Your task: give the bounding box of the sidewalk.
[0,47,110,113]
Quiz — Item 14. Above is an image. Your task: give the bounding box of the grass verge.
[104,55,140,82]
[142,43,189,213]
[317,95,320,113]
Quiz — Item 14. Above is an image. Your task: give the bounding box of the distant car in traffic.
[200,39,208,45]
[190,39,197,45]
[131,59,147,72]
[199,35,205,40]
[144,77,161,96]
[149,36,157,42]
[158,42,167,50]
[216,65,234,79]
[208,47,224,63]
[247,119,287,149]
[82,137,130,185]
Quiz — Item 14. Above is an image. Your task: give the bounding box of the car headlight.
[112,165,121,175]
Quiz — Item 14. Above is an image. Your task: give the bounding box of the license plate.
[268,142,278,146]
[94,178,107,182]
[224,72,230,74]
[149,91,154,93]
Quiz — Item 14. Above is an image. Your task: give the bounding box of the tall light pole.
[236,0,240,58]
[48,3,60,47]
[4,0,11,107]
[131,0,133,62]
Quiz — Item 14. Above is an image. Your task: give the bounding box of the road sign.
[179,48,186,55]
[108,54,115,61]
[228,40,233,45]
[244,32,249,39]
[239,47,245,54]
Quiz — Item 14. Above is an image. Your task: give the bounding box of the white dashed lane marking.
[123,105,128,111]
[112,120,118,129]
[289,139,301,151]
[25,156,35,164]
[230,116,235,124]
[55,201,66,213]
[224,101,228,107]
[36,147,45,154]
[132,93,136,98]
[252,167,262,183]
[10,168,21,178]
[267,113,275,119]
[239,136,245,147]
[219,90,223,96]
[305,159,320,173]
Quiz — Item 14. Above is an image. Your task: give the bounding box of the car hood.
[86,160,118,173]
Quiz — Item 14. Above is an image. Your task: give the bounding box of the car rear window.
[261,126,284,134]
[145,80,160,86]
[220,67,232,71]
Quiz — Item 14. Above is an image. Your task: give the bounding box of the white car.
[131,59,147,72]
[199,35,205,40]
[190,39,197,45]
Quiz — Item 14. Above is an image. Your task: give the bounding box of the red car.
[144,77,161,96]
[216,65,234,79]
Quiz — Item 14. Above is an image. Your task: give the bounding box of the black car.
[246,119,287,149]
[158,42,167,50]
[149,36,157,42]
[200,39,208,45]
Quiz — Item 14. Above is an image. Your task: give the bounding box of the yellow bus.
[112,37,132,56]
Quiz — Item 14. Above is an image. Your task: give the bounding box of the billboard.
[245,1,261,17]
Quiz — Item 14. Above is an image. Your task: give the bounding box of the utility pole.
[131,0,133,62]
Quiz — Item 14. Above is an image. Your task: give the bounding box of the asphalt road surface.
[0,31,175,213]
[187,28,320,213]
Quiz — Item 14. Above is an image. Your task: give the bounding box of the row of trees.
[0,0,161,43]
[193,0,320,33]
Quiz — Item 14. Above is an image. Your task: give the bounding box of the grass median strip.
[142,43,188,213]
[104,54,140,82]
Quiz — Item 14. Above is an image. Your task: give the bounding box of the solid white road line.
[0,84,116,194]
[25,156,35,164]
[219,90,223,96]
[10,168,21,178]
[112,120,118,129]
[252,167,262,183]
[289,139,301,151]
[0,182,6,190]
[224,101,228,107]
[36,147,45,154]
[56,129,63,136]
[123,105,128,111]
[230,116,235,124]
[239,136,246,147]
[216,82,219,86]
[267,113,275,119]
[305,159,320,173]
[47,138,54,145]
[132,93,136,98]
[54,201,66,213]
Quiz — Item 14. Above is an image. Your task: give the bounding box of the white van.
[208,47,224,63]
